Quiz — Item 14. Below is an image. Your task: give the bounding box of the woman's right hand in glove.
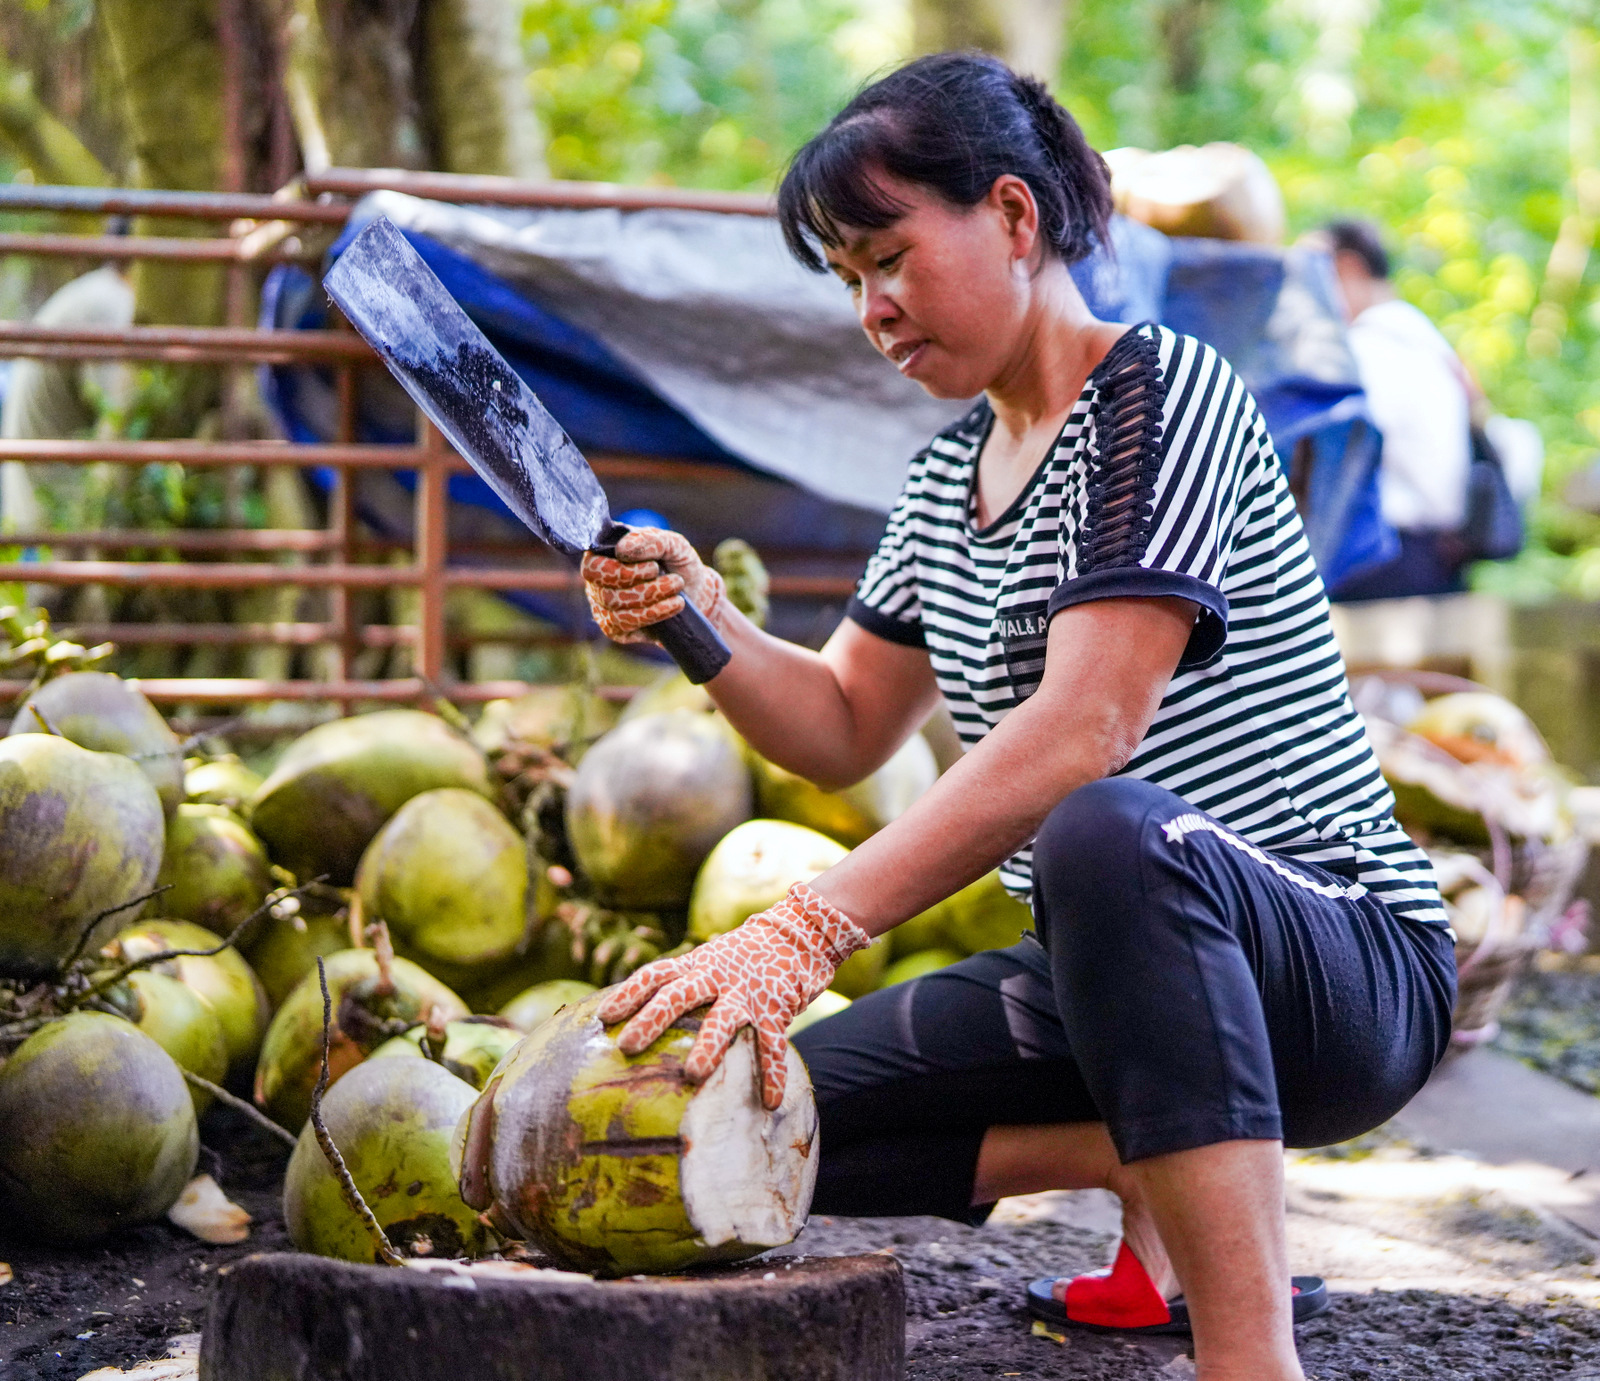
[581,527,728,644]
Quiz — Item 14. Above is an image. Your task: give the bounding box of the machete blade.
[322,215,609,558]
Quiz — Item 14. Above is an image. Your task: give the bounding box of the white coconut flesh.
[678,1027,817,1251]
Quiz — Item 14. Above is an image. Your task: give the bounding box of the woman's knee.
[1032,777,1177,916]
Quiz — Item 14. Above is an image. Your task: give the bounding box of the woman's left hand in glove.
[596,881,870,1109]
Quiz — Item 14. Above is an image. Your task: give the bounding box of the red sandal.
[1026,1241,1330,1335]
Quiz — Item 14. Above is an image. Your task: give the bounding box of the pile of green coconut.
[0,585,1027,1276]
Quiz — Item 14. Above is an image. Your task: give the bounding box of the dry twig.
[312,957,403,1267]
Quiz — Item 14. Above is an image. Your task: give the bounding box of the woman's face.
[823,173,1045,399]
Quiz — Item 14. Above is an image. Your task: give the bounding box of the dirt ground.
[4,1107,1600,1380]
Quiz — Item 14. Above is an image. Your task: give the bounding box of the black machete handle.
[592,522,732,685]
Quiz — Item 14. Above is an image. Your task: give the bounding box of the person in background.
[1322,219,1475,600]
[0,254,134,536]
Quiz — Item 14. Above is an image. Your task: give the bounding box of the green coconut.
[924,871,1034,955]
[751,733,938,847]
[0,1012,197,1243]
[455,993,817,1277]
[112,969,228,1112]
[449,918,587,1014]
[880,949,963,987]
[255,948,468,1133]
[567,710,753,910]
[471,685,620,760]
[111,919,270,1088]
[371,1017,523,1090]
[618,668,716,722]
[354,788,529,992]
[0,734,166,980]
[499,979,598,1034]
[687,820,847,942]
[284,1056,491,1263]
[238,896,354,1009]
[788,988,851,1036]
[185,756,263,812]
[829,936,890,998]
[155,804,273,936]
[684,818,887,995]
[249,710,495,885]
[888,902,953,960]
[9,671,184,817]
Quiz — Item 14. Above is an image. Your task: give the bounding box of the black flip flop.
[1026,1275,1330,1335]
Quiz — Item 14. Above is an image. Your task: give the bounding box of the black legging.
[792,777,1457,1224]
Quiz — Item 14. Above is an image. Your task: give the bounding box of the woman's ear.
[991,174,1041,263]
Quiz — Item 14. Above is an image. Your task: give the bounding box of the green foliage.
[521,0,866,188]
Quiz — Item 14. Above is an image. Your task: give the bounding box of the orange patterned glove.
[581,527,728,645]
[597,881,870,1109]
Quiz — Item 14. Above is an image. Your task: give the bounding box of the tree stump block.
[199,1251,904,1381]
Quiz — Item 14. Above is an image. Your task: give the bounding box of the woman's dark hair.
[1324,219,1390,280]
[777,52,1112,273]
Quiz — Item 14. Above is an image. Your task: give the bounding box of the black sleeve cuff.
[1046,569,1228,667]
[845,595,927,648]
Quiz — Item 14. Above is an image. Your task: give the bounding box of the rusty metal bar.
[57,622,574,649]
[0,561,416,588]
[0,441,421,468]
[414,418,450,683]
[0,185,349,224]
[2,529,341,553]
[0,439,744,485]
[0,324,373,364]
[0,232,315,264]
[305,167,773,217]
[330,352,360,688]
[0,677,542,704]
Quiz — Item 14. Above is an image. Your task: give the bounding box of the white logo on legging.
[1161,813,1368,900]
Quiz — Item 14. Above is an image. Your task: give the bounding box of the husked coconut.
[456,992,817,1276]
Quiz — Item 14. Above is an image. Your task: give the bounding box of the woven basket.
[1351,668,1589,1052]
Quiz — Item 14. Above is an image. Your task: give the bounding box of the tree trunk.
[285,0,429,169]
[96,0,226,328]
[912,0,1070,83]
[420,0,544,177]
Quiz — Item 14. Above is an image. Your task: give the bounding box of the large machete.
[323,215,732,685]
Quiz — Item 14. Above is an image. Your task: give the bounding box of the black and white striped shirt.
[849,324,1447,927]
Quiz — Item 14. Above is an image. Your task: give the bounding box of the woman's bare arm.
[705,606,941,790]
[807,595,1197,934]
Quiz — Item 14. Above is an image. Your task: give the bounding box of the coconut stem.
[70,878,328,1008]
[28,703,62,736]
[420,1004,449,1066]
[313,957,405,1268]
[181,1071,297,1150]
[366,921,397,998]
